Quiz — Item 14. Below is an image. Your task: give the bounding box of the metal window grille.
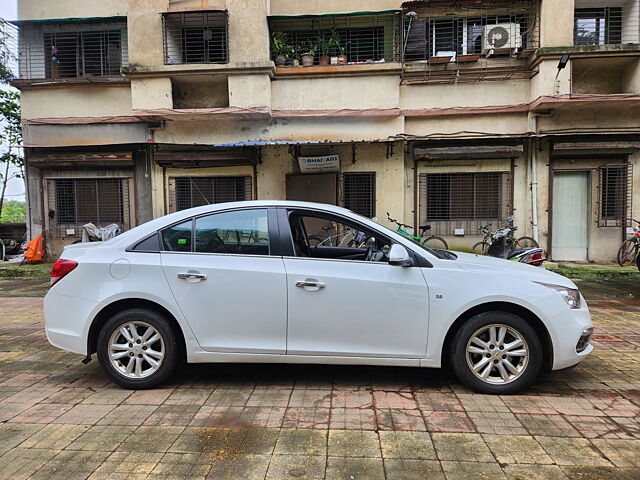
[401,1,538,84]
[5,21,128,80]
[169,176,252,212]
[162,11,228,65]
[268,13,401,64]
[48,178,129,236]
[574,6,639,45]
[343,172,376,218]
[598,164,632,227]
[419,172,511,235]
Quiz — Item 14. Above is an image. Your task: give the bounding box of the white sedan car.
[45,201,593,394]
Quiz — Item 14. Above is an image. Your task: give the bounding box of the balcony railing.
[401,1,539,84]
[268,11,402,67]
[574,1,640,46]
[5,18,128,82]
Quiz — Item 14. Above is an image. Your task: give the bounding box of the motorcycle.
[485,224,546,267]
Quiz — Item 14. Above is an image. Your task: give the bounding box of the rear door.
[160,208,287,353]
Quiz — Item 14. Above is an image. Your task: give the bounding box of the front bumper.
[549,302,593,370]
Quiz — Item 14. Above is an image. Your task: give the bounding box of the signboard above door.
[298,155,340,173]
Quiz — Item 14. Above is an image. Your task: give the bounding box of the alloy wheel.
[465,324,529,385]
[108,321,165,379]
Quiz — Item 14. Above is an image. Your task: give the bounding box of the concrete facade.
[10,0,640,261]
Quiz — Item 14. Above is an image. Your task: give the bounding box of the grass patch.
[546,262,639,280]
[0,263,53,279]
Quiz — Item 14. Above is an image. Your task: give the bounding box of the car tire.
[97,308,179,389]
[449,311,542,394]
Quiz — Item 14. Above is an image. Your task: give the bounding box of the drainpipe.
[529,115,539,243]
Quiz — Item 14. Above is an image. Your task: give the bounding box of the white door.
[283,211,430,358]
[552,171,589,261]
[160,208,287,353]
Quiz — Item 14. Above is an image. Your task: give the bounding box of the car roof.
[104,200,364,249]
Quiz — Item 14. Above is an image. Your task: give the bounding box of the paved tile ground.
[0,278,639,479]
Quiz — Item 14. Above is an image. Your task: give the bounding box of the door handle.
[295,280,325,289]
[177,272,207,281]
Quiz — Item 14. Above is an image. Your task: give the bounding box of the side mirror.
[388,244,414,267]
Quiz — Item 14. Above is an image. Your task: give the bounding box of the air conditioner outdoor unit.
[482,23,522,51]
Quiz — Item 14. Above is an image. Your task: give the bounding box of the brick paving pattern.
[0,281,639,479]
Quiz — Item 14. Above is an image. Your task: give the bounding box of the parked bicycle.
[472,217,538,254]
[308,224,366,248]
[617,219,640,266]
[386,213,448,250]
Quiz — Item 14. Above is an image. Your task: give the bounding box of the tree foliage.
[0,200,25,222]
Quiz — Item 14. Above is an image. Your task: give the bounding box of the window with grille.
[403,6,537,62]
[419,172,511,235]
[162,11,228,64]
[268,13,401,64]
[170,176,252,212]
[43,30,122,78]
[574,8,622,46]
[343,172,376,218]
[598,164,632,227]
[53,178,126,225]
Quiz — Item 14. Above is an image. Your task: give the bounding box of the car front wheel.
[97,308,178,389]
[450,312,542,394]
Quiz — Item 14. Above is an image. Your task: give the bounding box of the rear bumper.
[550,303,593,370]
[44,288,98,356]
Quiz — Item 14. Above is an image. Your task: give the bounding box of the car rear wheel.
[449,312,542,394]
[97,308,178,389]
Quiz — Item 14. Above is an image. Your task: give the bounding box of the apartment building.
[6,0,640,261]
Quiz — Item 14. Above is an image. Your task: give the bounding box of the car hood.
[450,251,577,289]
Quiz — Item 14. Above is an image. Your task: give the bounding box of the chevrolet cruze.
[44,201,593,394]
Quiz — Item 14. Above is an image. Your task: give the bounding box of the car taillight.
[51,259,78,286]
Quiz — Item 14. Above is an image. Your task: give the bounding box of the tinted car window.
[195,209,269,255]
[161,220,193,252]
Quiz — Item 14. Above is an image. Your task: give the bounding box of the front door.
[286,173,337,204]
[282,210,430,358]
[552,171,589,261]
[160,208,287,353]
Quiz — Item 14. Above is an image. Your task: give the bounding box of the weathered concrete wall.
[21,86,132,119]
[540,0,575,47]
[131,78,172,110]
[19,0,127,20]
[271,76,400,110]
[400,80,530,110]
[127,0,168,67]
[405,113,529,137]
[173,76,229,108]
[269,0,399,15]
[228,74,271,108]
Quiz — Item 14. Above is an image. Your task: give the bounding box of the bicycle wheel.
[472,241,489,255]
[617,238,638,266]
[422,236,448,250]
[308,235,329,247]
[515,236,539,249]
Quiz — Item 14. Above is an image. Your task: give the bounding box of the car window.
[195,209,269,255]
[161,220,192,252]
[290,212,391,262]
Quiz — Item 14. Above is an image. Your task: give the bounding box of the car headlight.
[535,282,581,309]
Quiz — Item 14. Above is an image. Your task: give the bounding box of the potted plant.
[301,39,317,67]
[317,33,331,66]
[271,32,292,67]
[327,29,341,65]
[337,42,348,65]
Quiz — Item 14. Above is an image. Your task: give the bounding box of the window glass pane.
[161,220,193,252]
[195,209,269,255]
[291,213,390,262]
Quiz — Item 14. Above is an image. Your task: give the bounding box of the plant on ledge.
[301,39,317,67]
[271,31,294,67]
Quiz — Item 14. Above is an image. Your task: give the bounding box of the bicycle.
[308,224,363,247]
[472,220,538,255]
[386,213,448,250]
[617,219,640,266]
